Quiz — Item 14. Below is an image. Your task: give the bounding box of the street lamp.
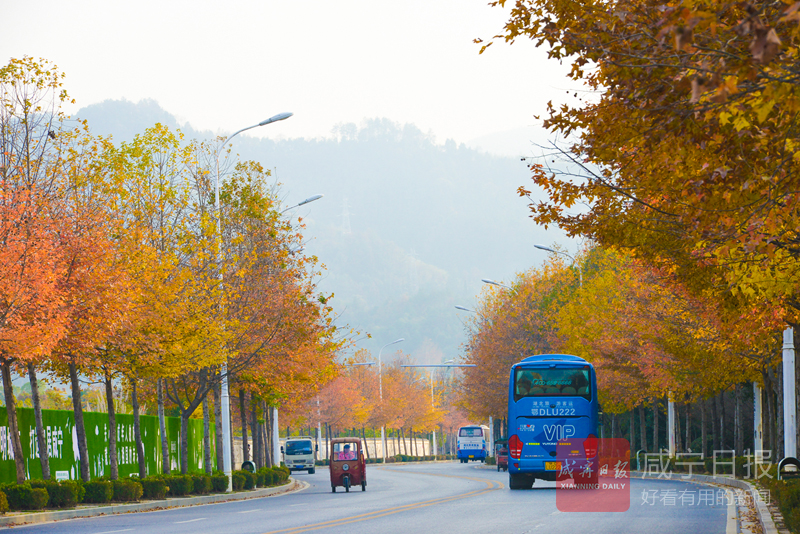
[534,244,582,287]
[378,338,404,461]
[402,361,473,457]
[481,278,515,291]
[216,112,293,491]
[281,194,324,214]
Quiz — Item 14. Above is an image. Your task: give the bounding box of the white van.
[282,437,317,474]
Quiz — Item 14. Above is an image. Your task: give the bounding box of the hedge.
[191,474,211,495]
[232,471,246,491]
[1,483,49,510]
[164,475,193,496]
[112,479,143,502]
[141,477,167,500]
[0,490,7,514]
[211,472,228,493]
[30,480,80,508]
[83,480,114,504]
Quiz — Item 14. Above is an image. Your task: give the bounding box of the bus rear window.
[459,427,483,437]
[514,368,591,401]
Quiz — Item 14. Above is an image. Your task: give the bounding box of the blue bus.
[506,354,599,489]
[456,425,489,463]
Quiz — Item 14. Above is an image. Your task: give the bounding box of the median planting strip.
[0,478,306,528]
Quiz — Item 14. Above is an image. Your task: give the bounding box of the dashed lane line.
[174,517,206,524]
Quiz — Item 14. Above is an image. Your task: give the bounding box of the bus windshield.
[459,427,483,437]
[514,368,591,401]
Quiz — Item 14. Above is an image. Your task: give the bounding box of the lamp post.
[378,338,404,461]
[481,278,516,292]
[533,244,582,287]
[402,362,475,457]
[281,194,324,214]
[216,112,292,491]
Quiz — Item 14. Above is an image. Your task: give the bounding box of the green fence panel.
[0,407,215,483]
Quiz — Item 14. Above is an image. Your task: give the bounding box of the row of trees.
[460,248,789,454]
[278,349,470,456]
[0,57,347,483]
[460,0,800,455]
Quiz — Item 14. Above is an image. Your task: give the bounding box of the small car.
[329,437,366,492]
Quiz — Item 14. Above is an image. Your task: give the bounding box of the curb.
[631,472,780,534]
[0,478,306,528]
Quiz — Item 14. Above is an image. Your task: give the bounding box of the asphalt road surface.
[8,462,734,533]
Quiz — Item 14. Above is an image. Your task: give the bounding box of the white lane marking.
[95,530,134,534]
[238,509,260,514]
[289,503,304,507]
[549,511,561,515]
[174,518,206,524]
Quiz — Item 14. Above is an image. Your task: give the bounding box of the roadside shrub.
[191,474,211,494]
[0,490,8,514]
[30,479,80,508]
[141,478,167,500]
[485,456,496,465]
[2,483,49,510]
[83,480,114,504]
[232,470,254,490]
[243,470,256,490]
[30,488,49,509]
[271,466,289,484]
[164,475,193,496]
[211,472,228,493]
[259,468,274,487]
[112,479,143,502]
[231,471,246,490]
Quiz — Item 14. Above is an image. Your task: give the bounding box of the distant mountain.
[74,99,567,362]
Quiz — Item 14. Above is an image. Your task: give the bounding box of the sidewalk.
[0,478,307,528]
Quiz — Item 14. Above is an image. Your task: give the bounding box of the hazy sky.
[2,0,576,155]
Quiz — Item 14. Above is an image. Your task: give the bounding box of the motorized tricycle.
[329,437,366,492]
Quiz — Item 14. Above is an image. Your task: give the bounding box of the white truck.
[282,437,317,474]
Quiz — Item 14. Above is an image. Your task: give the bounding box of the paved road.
[9,462,734,533]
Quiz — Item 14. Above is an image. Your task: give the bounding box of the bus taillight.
[509,434,523,459]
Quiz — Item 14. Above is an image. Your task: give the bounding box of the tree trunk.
[685,402,691,453]
[264,403,273,468]
[250,397,260,469]
[68,361,90,482]
[652,400,660,452]
[131,378,147,478]
[213,379,223,472]
[712,393,721,452]
[735,384,743,455]
[629,410,635,450]
[764,374,775,456]
[104,371,119,480]
[180,410,190,474]
[158,377,170,474]
[28,362,50,479]
[772,364,784,457]
[203,394,212,474]
[675,404,682,454]
[720,390,727,449]
[701,398,707,458]
[2,359,25,483]
[638,406,647,451]
[362,428,370,459]
[239,389,249,464]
